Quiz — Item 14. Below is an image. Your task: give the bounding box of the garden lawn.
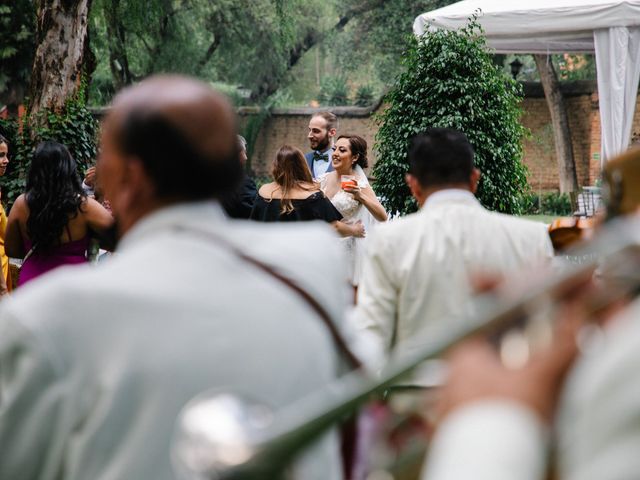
[519,214,557,224]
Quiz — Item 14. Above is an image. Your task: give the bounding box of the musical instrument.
[171,214,640,480]
[548,216,595,251]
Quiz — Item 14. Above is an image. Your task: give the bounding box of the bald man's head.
[104,75,242,202]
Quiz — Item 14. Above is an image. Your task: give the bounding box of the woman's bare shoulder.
[290,182,320,199]
[258,182,278,198]
[9,194,28,217]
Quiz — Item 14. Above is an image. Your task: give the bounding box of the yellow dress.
[0,204,11,291]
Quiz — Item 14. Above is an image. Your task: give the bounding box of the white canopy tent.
[414,0,640,164]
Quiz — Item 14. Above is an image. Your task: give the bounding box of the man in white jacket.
[423,148,640,480]
[354,128,553,381]
[0,75,347,480]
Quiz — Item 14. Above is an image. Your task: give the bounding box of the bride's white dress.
[320,166,378,286]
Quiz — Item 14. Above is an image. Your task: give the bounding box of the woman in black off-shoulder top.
[250,146,364,240]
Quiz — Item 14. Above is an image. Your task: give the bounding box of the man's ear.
[470,168,481,194]
[119,157,155,210]
[328,128,337,138]
[405,173,422,200]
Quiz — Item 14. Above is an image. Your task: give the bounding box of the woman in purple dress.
[5,141,113,286]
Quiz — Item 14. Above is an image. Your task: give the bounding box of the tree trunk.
[28,0,93,118]
[533,54,579,194]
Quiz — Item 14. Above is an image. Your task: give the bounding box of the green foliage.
[517,191,540,215]
[518,191,572,216]
[88,0,335,105]
[319,75,349,105]
[0,1,35,109]
[0,89,97,208]
[330,1,453,86]
[354,84,375,107]
[242,107,273,174]
[540,192,572,215]
[373,20,529,216]
[500,54,596,82]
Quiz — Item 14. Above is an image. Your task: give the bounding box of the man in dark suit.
[305,111,337,179]
[222,135,257,219]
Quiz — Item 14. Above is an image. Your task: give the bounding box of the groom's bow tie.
[313,151,329,162]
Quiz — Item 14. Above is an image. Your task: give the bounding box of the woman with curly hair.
[6,141,113,286]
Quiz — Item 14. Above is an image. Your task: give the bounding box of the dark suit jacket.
[222,174,258,219]
[305,150,334,179]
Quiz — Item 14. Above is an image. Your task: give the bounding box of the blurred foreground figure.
[0,75,346,480]
[423,293,640,480]
[423,148,640,480]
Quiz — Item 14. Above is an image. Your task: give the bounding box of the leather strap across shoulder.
[174,226,363,370]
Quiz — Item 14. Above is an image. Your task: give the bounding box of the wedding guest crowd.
[1,74,638,480]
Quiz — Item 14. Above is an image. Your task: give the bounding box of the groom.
[305,111,337,179]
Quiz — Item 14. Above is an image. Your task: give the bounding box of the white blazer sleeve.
[0,310,65,479]
[422,401,549,480]
[351,228,398,368]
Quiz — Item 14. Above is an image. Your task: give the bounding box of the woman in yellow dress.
[0,135,11,294]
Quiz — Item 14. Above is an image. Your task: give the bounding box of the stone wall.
[240,81,640,191]
[238,103,381,180]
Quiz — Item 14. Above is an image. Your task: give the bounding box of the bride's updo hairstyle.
[337,134,368,169]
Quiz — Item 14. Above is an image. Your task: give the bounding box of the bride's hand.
[343,183,363,201]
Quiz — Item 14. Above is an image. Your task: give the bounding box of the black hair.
[26,141,86,252]
[117,111,242,200]
[0,134,8,146]
[408,128,475,188]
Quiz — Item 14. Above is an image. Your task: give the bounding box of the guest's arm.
[84,197,114,233]
[332,220,365,238]
[5,195,27,259]
[351,229,397,363]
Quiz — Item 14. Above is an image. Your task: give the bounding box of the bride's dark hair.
[26,141,86,252]
[337,134,368,169]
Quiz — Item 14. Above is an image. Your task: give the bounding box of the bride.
[320,134,387,287]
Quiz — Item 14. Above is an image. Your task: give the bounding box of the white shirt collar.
[118,200,226,251]
[422,189,480,210]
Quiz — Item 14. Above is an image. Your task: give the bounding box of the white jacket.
[0,201,348,480]
[354,189,553,382]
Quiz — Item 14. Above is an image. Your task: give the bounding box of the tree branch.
[198,34,222,69]
[251,0,386,101]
